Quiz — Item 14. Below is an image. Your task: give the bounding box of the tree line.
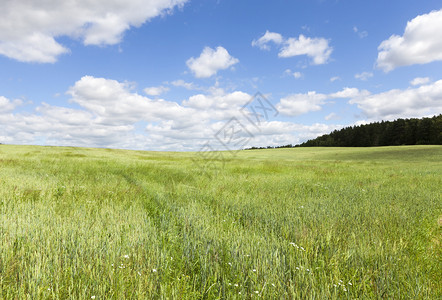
[245,114,441,149]
[297,114,441,147]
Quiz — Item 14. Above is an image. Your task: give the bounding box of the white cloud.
[0,76,261,150]
[0,0,188,63]
[284,69,302,79]
[279,34,332,65]
[144,86,169,96]
[355,72,373,81]
[186,46,239,78]
[293,72,302,79]
[0,76,200,149]
[0,33,69,63]
[353,26,368,38]
[68,76,193,126]
[330,76,341,82]
[275,87,373,118]
[251,31,283,50]
[410,77,430,86]
[276,92,328,116]
[252,31,332,65]
[325,112,339,121]
[183,91,250,110]
[377,9,442,72]
[36,103,94,126]
[171,80,199,90]
[0,75,354,150]
[0,96,23,113]
[11,74,439,151]
[0,104,138,148]
[349,79,442,120]
[330,87,369,99]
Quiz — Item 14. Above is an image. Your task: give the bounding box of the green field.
[0,145,441,299]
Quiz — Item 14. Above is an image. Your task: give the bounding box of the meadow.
[0,144,440,299]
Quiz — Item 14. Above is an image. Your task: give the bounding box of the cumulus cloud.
[68,76,193,126]
[0,76,263,150]
[0,75,360,150]
[251,30,283,50]
[0,103,137,148]
[253,31,332,65]
[279,35,332,65]
[186,46,239,78]
[349,79,442,120]
[377,9,442,72]
[144,86,169,96]
[0,96,23,113]
[0,33,69,63]
[171,80,200,90]
[0,76,199,149]
[0,0,188,63]
[275,87,372,118]
[330,87,369,99]
[354,72,373,81]
[410,77,430,86]
[330,76,341,82]
[183,91,250,110]
[0,77,345,150]
[276,92,328,116]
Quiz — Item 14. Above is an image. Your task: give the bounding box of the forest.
[297,114,441,147]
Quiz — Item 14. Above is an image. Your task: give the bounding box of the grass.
[0,144,441,299]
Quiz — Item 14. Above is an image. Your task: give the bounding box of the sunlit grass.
[0,145,441,298]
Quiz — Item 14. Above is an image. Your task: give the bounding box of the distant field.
[0,145,441,298]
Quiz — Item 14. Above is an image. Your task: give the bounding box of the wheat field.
[0,145,440,299]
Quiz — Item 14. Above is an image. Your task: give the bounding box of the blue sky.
[1,0,441,151]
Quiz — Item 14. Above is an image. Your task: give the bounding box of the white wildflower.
[290,242,300,249]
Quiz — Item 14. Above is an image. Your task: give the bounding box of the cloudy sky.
[1,0,442,151]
